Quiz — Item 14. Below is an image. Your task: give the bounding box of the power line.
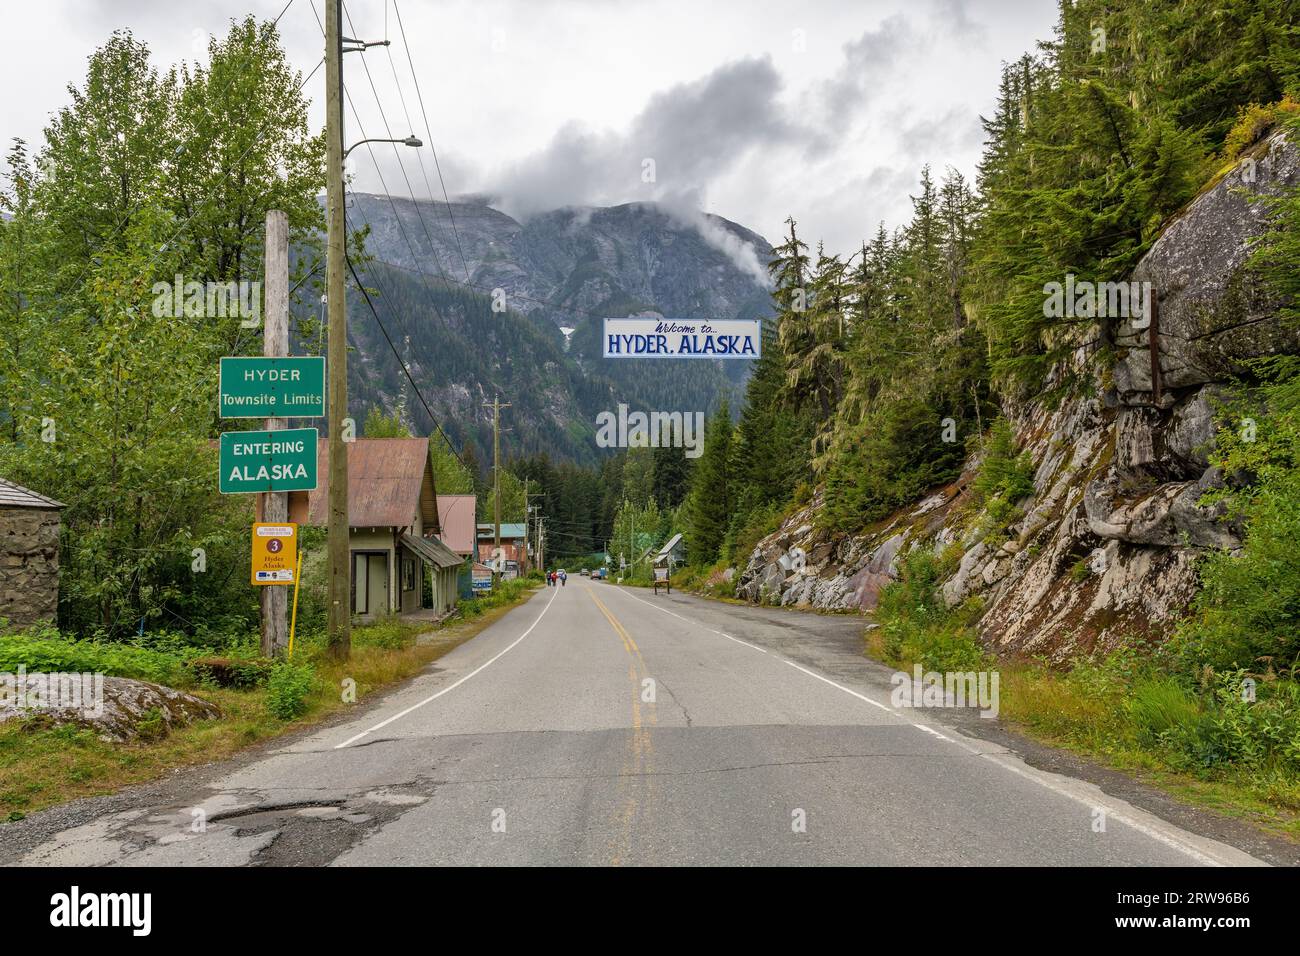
[392,0,472,283]
[342,1,453,283]
[345,250,471,475]
[344,244,669,327]
[320,11,515,465]
[311,0,461,355]
[341,88,449,340]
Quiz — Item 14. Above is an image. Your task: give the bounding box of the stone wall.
[1,507,61,627]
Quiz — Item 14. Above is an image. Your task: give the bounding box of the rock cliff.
[735,131,1300,661]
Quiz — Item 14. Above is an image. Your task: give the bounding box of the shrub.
[135,707,168,741]
[1166,358,1300,674]
[727,500,787,568]
[0,624,189,685]
[265,662,316,720]
[1221,96,1300,162]
[189,656,275,689]
[350,617,417,650]
[457,577,537,619]
[1127,677,1201,747]
[874,549,988,672]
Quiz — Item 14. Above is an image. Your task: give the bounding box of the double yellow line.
[588,589,641,659]
[588,587,658,864]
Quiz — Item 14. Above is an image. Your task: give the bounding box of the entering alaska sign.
[219,427,318,494]
[603,318,760,359]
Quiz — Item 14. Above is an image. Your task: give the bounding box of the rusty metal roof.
[306,438,437,530]
[435,494,477,555]
[400,532,463,570]
[0,477,63,509]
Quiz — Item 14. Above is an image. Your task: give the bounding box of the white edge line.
[615,584,767,653]
[781,659,900,716]
[611,583,1241,866]
[333,585,559,749]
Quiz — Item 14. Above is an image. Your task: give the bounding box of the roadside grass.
[866,550,1300,841]
[0,584,539,821]
[995,666,1300,839]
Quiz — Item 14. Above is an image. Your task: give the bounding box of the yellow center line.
[588,589,641,659]
[589,586,658,865]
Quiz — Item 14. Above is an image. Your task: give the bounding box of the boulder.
[0,674,221,742]
[1084,467,1240,549]
[1114,131,1300,400]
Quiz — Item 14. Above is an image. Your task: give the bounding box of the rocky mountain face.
[339,195,773,462]
[734,131,1300,661]
[349,194,773,328]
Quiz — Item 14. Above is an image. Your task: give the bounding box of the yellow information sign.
[251,523,298,585]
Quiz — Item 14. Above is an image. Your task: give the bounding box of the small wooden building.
[291,438,463,621]
[477,522,528,570]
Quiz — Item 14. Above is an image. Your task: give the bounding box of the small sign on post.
[251,523,298,585]
[219,356,326,418]
[219,427,318,494]
[653,565,670,595]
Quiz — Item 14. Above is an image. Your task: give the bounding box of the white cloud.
[2,0,1060,256]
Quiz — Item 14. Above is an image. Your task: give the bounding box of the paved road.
[8,578,1265,866]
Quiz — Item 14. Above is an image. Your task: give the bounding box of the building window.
[402,556,416,592]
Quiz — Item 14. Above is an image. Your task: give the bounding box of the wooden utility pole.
[324,0,351,658]
[483,395,510,569]
[261,209,290,658]
[521,478,530,574]
[523,483,543,575]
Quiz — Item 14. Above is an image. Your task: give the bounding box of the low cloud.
[819,15,915,121]
[486,56,801,282]
[489,56,807,222]
[657,192,771,287]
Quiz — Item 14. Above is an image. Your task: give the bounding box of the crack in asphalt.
[394,751,989,787]
[654,676,694,727]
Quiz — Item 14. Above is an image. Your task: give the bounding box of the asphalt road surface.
[7,579,1267,866]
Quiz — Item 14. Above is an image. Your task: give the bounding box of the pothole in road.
[209,784,433,866]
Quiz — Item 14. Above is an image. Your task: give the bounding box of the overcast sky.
[6,0,1058,256]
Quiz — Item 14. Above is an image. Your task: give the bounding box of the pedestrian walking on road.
[559,569,567,587]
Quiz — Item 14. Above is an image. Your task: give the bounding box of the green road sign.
[219,427,318,494]
[219,356,325,418]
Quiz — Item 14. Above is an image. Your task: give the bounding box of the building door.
[351,551,389,616]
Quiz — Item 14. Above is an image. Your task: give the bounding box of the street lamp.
[344,135,422,159]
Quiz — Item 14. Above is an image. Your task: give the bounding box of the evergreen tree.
[683,401,734,564]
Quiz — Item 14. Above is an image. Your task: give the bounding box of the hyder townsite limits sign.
[219,356,325,418]
[218,355,322,495]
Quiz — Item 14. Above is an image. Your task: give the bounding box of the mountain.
[335,194,774,464]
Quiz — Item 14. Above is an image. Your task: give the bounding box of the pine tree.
[684,401,734,564]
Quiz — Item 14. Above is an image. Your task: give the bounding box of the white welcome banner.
[602,318,761,359]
